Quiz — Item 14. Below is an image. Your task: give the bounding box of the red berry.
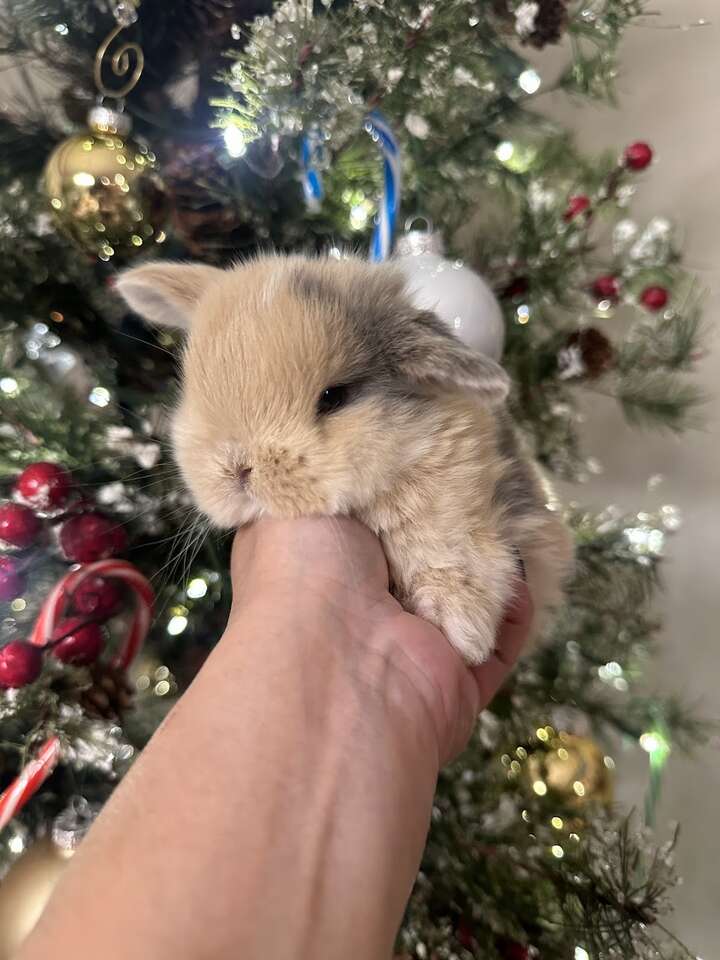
[497,938,530,960]
[624,141,653,171]
[52,617,104,666]
[72,576,122,619]
[591,274,621,303]
[0,641,43,689]
[503,276,529,299]
[456,918,475,949]
[0,503,41,548]
[0,556,25,601]
[59,513,127,564]
[14,462,72,511]
[640,285,669,311]
[564,194,591,222]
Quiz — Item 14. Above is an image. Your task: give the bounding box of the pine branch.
[617,373,705,432]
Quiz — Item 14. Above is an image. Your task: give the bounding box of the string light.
[0,377,19,395]
[223,125,247,158]
[167,615,188,636]
[518,68,541,94]
[495,141,514,163]
[187,577,208,599]
[349,198,374,231]
[575,948,590,960]
[639,729,671,769]
[533,780,548,796]
[551,844,564,858]
[8,833,25,854]
[89,386,111,407]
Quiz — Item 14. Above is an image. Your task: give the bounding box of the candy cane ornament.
[364,110,401,263]
[0,560,154,835]
[29,558,154,670]
[301,109,401,262]
[0,736,62,833]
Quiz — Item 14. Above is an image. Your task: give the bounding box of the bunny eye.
[317,384,351,416]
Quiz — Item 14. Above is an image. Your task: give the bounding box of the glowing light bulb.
[187,578,208,599]
[495,141,514,163]
[89,386,111,407]
[8,834,25,854]
[224,126,247,158]
[518,69,541,94]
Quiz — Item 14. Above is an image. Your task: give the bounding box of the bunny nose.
[236,466,252,486]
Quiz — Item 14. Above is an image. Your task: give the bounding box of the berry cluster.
[0,462,128,688]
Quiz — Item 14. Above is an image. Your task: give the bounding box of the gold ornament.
[43,0,167,262]
[527,733,613,807]
[44,108,168,262]
[0,838,71,958]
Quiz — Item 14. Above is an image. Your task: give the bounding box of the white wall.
[538,2,719,951]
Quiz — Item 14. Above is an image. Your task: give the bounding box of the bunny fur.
[117,254,573,663]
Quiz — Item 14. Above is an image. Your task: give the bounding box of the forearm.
[20,590,440,959]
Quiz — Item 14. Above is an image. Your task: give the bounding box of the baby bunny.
[117,254,573,664]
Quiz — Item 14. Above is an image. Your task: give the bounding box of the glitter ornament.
[52,618,105,666]
[0,641,43,689]
[0,504,42,549]
[13,462,72,511]
[591,274,621,303]
[395,222,505,360]
[564,194,591,222]
[624,141,653,171]
[72,575,122,619]
[640,285,669,311]
[59,513,127,563]
[44,106,167,262]
[528,733,613,807]
[0,556,25,601]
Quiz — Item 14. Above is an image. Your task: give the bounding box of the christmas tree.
[0,1,709,957]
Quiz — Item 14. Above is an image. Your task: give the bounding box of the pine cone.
[164,143,251,258]
[559,327,615,380]
[491,0,569,49]
[80,663,134,720]
[526,0,569,49]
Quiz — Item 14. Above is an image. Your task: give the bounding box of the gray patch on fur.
[493,414,542,517]
[288,260,508,401]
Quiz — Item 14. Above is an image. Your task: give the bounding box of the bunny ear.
[115,262,223,330]
[398,312,510,405]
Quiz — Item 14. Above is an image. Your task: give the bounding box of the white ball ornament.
[394,221,506,361]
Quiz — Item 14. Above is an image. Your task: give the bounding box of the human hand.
[230,516,532,766]
[18,517,532,960]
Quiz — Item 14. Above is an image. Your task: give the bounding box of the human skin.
[18,517,532,960]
